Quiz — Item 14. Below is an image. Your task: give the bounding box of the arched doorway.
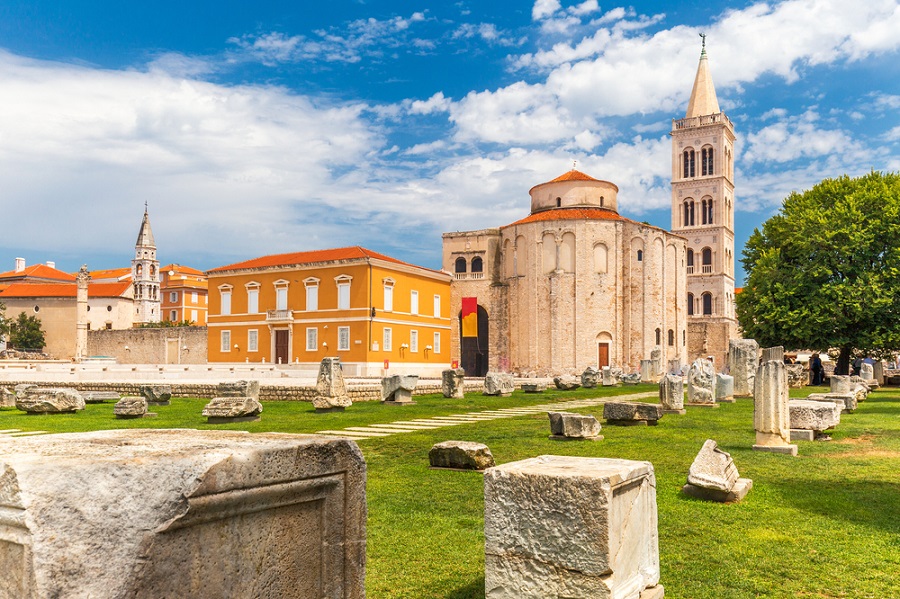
[459,305,489,377]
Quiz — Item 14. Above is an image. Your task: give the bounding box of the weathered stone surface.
[442,368,465,398]
[603,402,663,424]
[0,387,15,408]
[113,396,149,418]
[16,388,85,414]
[484,456,661,599]
[620,372,642,385]
[609,367,624,381]
[687,358,716,405]
[873,361,885,386]
[313,357,352,411]
[381,374,419,403]
[83,391,121,404]
[860,362,874,381]
[581,367,601,388]
[789,399,840,431]
[553,375,581,391]
[640,360,655,383]
[753,360,797,455]
[659,374,684,412]
[484,372,515,396]
[202,397,263,421]
[14,383,38,397]
[547,412,602,439]
[216,380,260,400]
[806,392,857,413]
[716,373,735,402]
[849,376,875,395]
[761,346,784,363]
[601,366,617,386]
[429,440,495,470]
[667,359,683,375]
[521,382,546,393]
[0,429,367,599]
[830,375,853,394]
[686,439,739,492]
[141,384,172,404]
[786,364,807,388]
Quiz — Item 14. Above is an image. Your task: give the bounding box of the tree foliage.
[6,312,46,351]
[736,171,900,374]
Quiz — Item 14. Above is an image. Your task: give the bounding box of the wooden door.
[166,339,179,364]
[598,343,609,368]
[275,330,289,364]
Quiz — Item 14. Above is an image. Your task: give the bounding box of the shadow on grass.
[444,577,484,599]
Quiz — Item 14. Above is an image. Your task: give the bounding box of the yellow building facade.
[207,247,452,376]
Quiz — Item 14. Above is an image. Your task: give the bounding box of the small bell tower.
[132,205,160,324]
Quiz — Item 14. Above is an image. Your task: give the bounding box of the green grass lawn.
[2,384,899,598]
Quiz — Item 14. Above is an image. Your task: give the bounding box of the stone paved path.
[0,429,49,437]
[315,392,657,441]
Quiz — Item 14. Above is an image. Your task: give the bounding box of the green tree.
[7,312,46,351]
[736,171,900,375]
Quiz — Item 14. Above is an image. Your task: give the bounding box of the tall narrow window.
[683,149,695,178]
[454,257,467,273]
[306,327,317,351]
[433,332,441,354]
[702,248,713,268]
[383,327,392,351]
[410,290,419,315]
[702,292,713,315]
[655,328,661,345]
[471,257,483,273]
[702,147,714,175]
[170,310,177,321]
[410,330,418,352]
[247,286,259,314]
[221,330,231,352]
[248,330,258,352]
[687,293,694,316]
[706,199,713,224]
[305,279,319,311]
[668,329,674,346]
[383,279,394,312]
[335,275,351,310]
[275,287,287,311]
[220,288,232,316]
[338,326,350,351]
[637,249,643,262]
[433,294,441,318]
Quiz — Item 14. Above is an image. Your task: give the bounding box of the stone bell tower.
[132,206,160,324]
[670,35,738,365]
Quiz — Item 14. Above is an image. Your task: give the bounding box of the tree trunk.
[835,344,852,375]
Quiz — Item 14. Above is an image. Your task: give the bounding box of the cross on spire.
[699,32,707,56]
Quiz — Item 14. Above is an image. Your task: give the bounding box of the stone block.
[0,387,15,408]
[682,439,752,503]
[442,368,465,398]
[601,366,617,386]
[521,382,546,393]
[484,372,515,396]
[716,373,735,402]
[786,363,807,388]
[640,359,655,383]
[830,375,853,394]
[82,391,121,404]
[547,412,602,440]
[113,396,151,419]
[620,373,642,385]
[806,392,857,413]
[873,361,885,386]
[860,362,874,381]
[658,374,684,413]
[687,358,716,405]
[761,346,784,363]
[753,360,797,455]
[667,359,683,375]
[313,357,352,412]
[381,374,419,404]
[789,429,815,442]
[429,440,495,470]
[202,397,263,423]
[0,429,366,599]
[216,380,260,400]
[581,367,601,388]
[16,388,85,414]
[14,383,37,397]
[484,456,661,599]
[553,375,581,391]
[140,384,172,405]
[789,399,840,431]
[603,402,663,425]
[728,339,759,397]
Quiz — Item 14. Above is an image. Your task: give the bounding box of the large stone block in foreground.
[0,429,366,599]
[484,456,662,599]
[16,388,85,414]
[442,368,465,398]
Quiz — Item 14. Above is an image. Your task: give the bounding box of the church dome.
[528,169,619,214]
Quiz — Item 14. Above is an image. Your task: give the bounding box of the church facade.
[443,40,736,375]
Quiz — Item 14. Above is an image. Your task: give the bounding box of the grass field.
[2,384,899,598]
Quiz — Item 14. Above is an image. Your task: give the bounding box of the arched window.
[136,264,143,276]
[637,249,643,262]
[683,200,695,226]
[655,328,661,345]
[702,248,712,268]
[593,243,608,274]
[454,257,467,273]
[701,197,713,224]
[556,197,562,207]
[683,149,695,178]
[668,329,675,346]
[702,292,713,315]
[150,265,156,277]
[701,146,714,176]
[471,257,483,273]
[687,249,694,271]
[687,292,694,316]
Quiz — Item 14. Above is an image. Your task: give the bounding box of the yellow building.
[206,246,451,376]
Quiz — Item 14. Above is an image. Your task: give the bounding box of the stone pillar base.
[682,478,753,503]
[789,429,815,442]
[641,585,665,599]
[752,444,798,455]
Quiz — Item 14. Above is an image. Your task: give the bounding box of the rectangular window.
[410,330,418,353]
[276,287,288,311]
[221,330,231,352]
[434,332,441,354]
[169,310,177,321]
[383,327,392,351]
[410,290,419,315]
[169,292,178,303]
[105,322,111,330]
[248,329,258,352]
[433,294,441,318]
[190,309,198,322]
[383,285,393,312]
[220,291,231,316]
[247,289,259,314]
[191,292,198,303]
[338,283,350,310]
[306,285,318,311]
[306,327,317,351]
[338,326,350,351]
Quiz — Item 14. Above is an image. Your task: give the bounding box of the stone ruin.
[381,374,419,405]
[484,456,663,599]
[686,358,717,407]
[728,338,759,397]
[141,384,172,406]
[217,380,260,400]
[603,402,663,426]
[521,382,547,393]
[640,359,656,383]
[789,399,841,441]
[716,373,735,403]
[601,366,617,386]
[442,368,465,399]
[786,363,807,388]
[553,375,581,391]
[752,353,798,456]
[620,372,642,385]
[682,439,753,503]
[313,357,352,412]
[16,387,85,414]
[650,347,663,377]
[659,374,685,414]
[483,372,515,397]
[860,362,875,382]
[581,366,601,388]
[429,440,495,471]
[113,396,153,419]
[0,429,366,598]
[82,391,121,404]
[0,386,15,408]
[203,379,264,423]
[547,412,602,440]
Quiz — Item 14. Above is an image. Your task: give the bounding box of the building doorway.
[459,305,489,377]
[274,329,289,364]
[598,343,610,368]
[166,339,179,364]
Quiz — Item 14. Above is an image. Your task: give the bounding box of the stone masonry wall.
[88,327,208,364]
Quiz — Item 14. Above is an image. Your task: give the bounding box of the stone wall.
[88,327,208,364]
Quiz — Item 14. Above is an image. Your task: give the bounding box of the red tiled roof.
[208,246,434,274]
[549,169,599,183]
[0,264,76,282]
[0,281,131,299]
[735,287,743,294]
[503,207,625,228]
[89,267,132,281]
[162,263,205,277]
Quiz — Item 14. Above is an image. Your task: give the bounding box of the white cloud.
[743,111,859,164]
[886,126,900,142]
[532,0,562,21]
[408,92,452,115]
[452,23,521,47]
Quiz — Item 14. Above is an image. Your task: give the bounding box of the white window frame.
[383,278,394,312]
[246,282,260,314]
[304,279,319,312]
[335,274,352,310]
[248,329,258,352]
[410,330,418,353]
[306,327,318,351]
[338,326,350,351]
[219,286,232,316]
[433,332,441,354]
[169,291,178,303]
[191,291,198,304]
[383,327,392,351]
[410,290,419,315]
[169,310,177,321]
[274,279,289,311]
[220,330,231,352]
[190,309,198,322]
[433,294,441,318]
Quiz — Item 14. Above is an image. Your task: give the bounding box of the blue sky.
[0,0,898,284]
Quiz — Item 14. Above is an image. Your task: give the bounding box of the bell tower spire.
[132,206,160,324]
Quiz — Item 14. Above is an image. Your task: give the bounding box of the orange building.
[206,246,451,376]
[160,264,208,325]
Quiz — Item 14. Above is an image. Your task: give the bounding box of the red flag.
[462,297,478,337]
